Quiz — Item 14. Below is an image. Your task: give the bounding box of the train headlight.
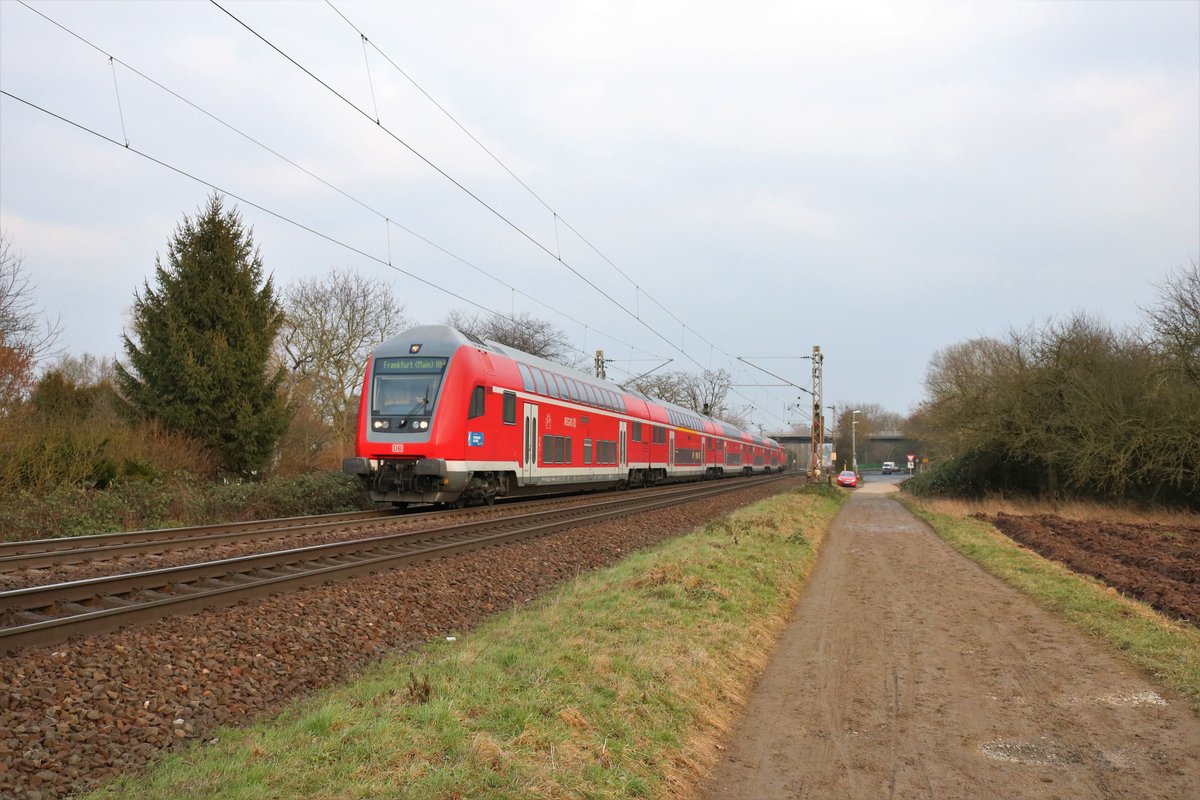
[373,419,390,430]
[416,420,429,430]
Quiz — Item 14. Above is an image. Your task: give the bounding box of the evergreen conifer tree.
[116,194,288,477]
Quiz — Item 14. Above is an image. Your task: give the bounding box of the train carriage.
[344,325,786,507]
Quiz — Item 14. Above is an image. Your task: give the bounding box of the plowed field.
[982,513,1200,626]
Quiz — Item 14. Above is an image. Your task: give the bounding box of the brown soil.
[981,512,1200,626]
[702,483,1200,799]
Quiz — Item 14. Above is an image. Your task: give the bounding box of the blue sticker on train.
[468,431,484,447]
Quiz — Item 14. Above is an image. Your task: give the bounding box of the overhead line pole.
[810,345,823,480]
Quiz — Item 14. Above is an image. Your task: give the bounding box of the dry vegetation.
[914,495,1200,529]
[907,262,1199,509]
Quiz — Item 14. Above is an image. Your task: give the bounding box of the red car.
[836,470,858,488]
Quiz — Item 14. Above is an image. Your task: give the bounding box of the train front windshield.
[371,357,449,416]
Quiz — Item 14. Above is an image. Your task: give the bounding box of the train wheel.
[484,495,496,506]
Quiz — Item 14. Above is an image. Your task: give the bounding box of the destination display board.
[376,357,448,372]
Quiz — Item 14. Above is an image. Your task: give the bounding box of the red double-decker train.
[343,325,786,507]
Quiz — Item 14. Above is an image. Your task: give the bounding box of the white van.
[881,461,897,475]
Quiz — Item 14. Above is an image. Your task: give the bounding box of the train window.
[468,385,486,419]
[585,384,598,406]
[554,435,565,464]
[567,379,580,403]
[532,368,548,396]
[502,391,516,425]
[565,436,572,463]
[584,439,592,464]
[542,434,553,464]
[545,371,560,399]
[631,422,642,441]
[517,363,535,393]
[604,390,614,411]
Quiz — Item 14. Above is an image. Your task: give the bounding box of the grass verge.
[87,484,846,800]
[901,498,1200,713]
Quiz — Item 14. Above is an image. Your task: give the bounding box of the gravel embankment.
[0,478,799,799]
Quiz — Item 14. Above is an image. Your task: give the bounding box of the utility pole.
[594,350,606,380]
[810,345,823,479]
[852,409,861,473]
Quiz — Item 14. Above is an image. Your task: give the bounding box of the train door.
[619,421,627,471]
[522,403,539,483]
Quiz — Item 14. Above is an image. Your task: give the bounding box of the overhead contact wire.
[320,1,767,389]
[12,1,658,364]
[211,0,721,380]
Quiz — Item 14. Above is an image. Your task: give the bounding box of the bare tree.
[687,368,734,418]
[1143,259,1200,386]
[445,310,576,365]
[629,370,693,407]
[280,268,409,460]
[630,367,738,422]
[0,233,61,410]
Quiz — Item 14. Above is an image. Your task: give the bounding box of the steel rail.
[0,476,768,572]
[0,509,401,570]
[0,475,789,653]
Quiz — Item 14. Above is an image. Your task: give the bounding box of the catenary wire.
[0,89,658,376]
[317,1,795,426]
[209,0,777,409]
[323,0,745,368]
[10,0,662,368]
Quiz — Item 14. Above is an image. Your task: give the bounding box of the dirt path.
[701,484,1200,799]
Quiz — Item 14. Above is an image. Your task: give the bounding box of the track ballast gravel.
[0,478,798,799]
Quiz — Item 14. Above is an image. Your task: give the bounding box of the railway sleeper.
[5,609,52,626]
[94,594,139,609]
[52,601,92,617]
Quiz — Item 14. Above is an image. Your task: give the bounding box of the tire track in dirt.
[702,487,1200,799]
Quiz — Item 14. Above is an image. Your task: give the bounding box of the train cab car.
[344,324,788,507]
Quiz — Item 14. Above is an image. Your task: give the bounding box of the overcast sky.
[2,0,1197,433]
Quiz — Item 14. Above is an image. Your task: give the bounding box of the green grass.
[87,485,846,800]
[901,498,1200,712]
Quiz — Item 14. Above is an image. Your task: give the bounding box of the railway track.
[0,508,402,573]
[1,475,788,654]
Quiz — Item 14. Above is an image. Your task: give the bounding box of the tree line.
[0,194,751,493]
[906,263,1199,508]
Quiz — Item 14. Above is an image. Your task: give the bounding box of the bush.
[0,471,372,542]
